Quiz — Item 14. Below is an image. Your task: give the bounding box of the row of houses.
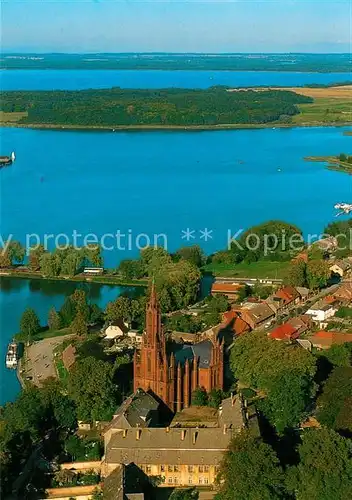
[269,282,352,347]
[220,285,311,335]
[220,281,352,343]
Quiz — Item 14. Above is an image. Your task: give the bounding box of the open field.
[276,86,352,99]
[0,111,27,122]
[202,260,290,279]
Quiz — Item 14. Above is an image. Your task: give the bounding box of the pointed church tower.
[133,281,172,409]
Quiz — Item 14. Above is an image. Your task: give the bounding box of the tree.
[105,296,132,322]
[64,435,85,461]
[48,307,62,331]
[0,249,11,268]
[20,308,40,341]
[7,241,25,264]
[28,245,45,271]
[208,389,223,408]
[318,343,352,368]
[236,284,252,302]
[60,251,81,277]
[306,260,330,289]
[140,246,171,275]
[40,252,61,277]
[230,330,317,432]
[215,431,286,500]
[70,289,89,320]
[175,245,205,268]
[286,428,352,500]
[206,294,229,314]
[316,367,352,435]
[68,357,118,421]
[84,244,103,267]
[169,488,199,500]
[40,379,76,430]
[118,259,144,280]
[286,259,307,287]
[191,387,208,406]
[71,309,88,337]
[89,303,103,324]
[60,296,76,327]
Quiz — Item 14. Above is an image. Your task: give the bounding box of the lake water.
[1,68,351,404]
[0,278,134,404]
[0,69,350,91]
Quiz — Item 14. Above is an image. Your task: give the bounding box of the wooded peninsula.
[0,87,312,129]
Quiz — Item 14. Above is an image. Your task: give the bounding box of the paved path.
[22,335,73,386]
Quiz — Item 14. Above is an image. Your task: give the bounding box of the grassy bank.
[202,260,290,279]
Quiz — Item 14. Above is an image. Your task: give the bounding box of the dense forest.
[0,87,312,127]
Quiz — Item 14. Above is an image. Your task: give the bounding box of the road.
[21,334,73,386]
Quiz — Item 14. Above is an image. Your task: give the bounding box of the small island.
[305,153,352,174]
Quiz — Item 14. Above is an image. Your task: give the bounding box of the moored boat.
[6,342,18,369]
[0,152,16,168]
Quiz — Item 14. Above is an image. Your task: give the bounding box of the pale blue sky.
[1,0,351,53]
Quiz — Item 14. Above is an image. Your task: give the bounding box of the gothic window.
[168,465,173,473]
[146,465,151,474]
[204,465,209,472]
[199,465,204,473]
[188,465,194,473]
[147,353,151,373]
[160,465,165,472]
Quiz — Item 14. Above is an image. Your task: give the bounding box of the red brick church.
[133,283,224,412]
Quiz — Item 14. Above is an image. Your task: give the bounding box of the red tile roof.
[222,310,251,336]
[308,331,352,348]
[274,286,299,305]
[269,323,299,341]
[211,283,242,294]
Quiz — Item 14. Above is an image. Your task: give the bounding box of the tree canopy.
[286,428,352,500]
[230,331,317,432]
[215,431,286,500]
[0,87,312,127]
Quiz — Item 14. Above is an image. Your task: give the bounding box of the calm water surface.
[0,68,351,404]
[1,69,350,90]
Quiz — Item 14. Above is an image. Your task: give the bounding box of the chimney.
[123,429,127,438]
[223,424,227,435]
[181,429,186,441]
[192,431,198,445]
[136,428,141,440]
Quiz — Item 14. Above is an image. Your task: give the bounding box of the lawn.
[15,327,71,342]
[55,358,69,383]
[0,111,28,123]
[203,260,290,279]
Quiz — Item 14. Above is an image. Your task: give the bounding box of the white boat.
[6,342,18,369]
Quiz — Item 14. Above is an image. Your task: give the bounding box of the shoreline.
[1,68,351,74]
[1,121,352,132]
[0,270,148,288]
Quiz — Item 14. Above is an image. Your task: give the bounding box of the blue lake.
[0,69,350,91]
[0,68,351,404]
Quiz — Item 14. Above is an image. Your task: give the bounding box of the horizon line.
[2,51,350,56]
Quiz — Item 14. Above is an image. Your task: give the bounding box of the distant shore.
[1,121,352,132]
[304,155,352,174]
